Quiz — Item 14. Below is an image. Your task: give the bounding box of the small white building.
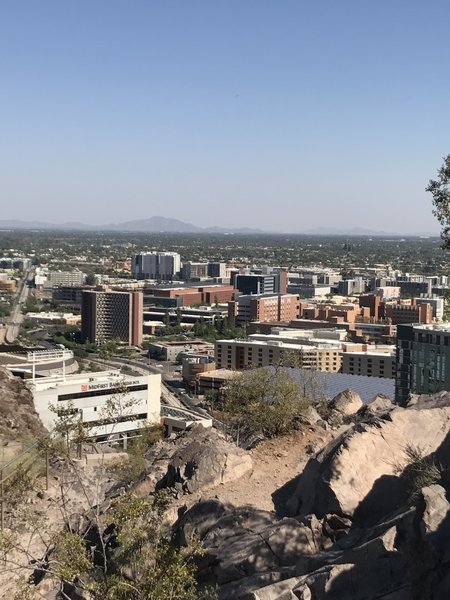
[29,370,161,438]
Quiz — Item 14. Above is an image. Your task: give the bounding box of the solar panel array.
[289,368,395,402]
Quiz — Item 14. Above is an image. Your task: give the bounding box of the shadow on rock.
[271,470,305,517]
[352,474,409,527]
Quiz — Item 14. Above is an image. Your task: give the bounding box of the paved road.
[4,268,32,344]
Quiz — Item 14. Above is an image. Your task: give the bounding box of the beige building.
[215,338,342,372]
[181,356,216,386]
[342,349,395,379]
[197,368,239,391]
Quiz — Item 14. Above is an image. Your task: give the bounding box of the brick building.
[228,293,300,325]
[81,290,143,346]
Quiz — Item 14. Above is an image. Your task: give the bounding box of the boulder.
[290,400,450,523]
[329,389,363,416]
[146,425,253,496]
[357,394,393,419]
[177,395,450,600]
[420,484,449,538]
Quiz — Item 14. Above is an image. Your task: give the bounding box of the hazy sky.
[1,1,449,234]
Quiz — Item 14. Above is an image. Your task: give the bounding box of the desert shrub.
[395,444,442,500]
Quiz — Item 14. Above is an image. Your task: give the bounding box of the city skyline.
[1,1,449,234]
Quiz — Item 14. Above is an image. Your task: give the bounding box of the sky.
[1,1,449,234]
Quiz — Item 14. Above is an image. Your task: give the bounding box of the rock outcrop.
[135,424,253,497]
[173,392,450,599]
[176,480,450,599]
[290,397,450,523]
[0,367,46,438]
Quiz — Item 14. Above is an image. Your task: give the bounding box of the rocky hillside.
[3,381,450,600]
[174,392,450,599]
[0,367,46,440]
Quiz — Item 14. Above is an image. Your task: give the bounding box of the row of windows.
[54,408,148,428]
[58,384,148,402]
[85,412,148,428]
[348,358,388,364]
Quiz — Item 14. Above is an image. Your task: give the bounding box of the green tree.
[443,289,450,322]
[221,367,313,443]
[111,423,164,484]
[97,338,119,359]
[426,154,450,247]
[85,272,97,286]
[92,492,202,599]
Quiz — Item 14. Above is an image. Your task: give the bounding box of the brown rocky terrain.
[0,367,45,437]
[174,393,450,599]
[0,367,46,463]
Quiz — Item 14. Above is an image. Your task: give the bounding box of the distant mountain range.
[0,216,263,234]
[0,216,438,237]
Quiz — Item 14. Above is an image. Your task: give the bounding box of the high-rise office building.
[233,272,287,295]
[207,262,227,279]
[81,290,143,346]
[180,262,208,280]
[132,252,181,281]
[396,323,450,405]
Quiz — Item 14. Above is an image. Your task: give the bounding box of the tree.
[93,492,202,599]
[85,273,97,286]
[97,338,119,359]
[443,289,450,322]
[221,367,314,443]
[426,154,450,247]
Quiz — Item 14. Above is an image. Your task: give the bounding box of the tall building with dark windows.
[131,252,181,281]
[395,323,450,405]
[233,272,287,295]
[81,290,143,346]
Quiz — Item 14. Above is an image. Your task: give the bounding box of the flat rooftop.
[28,370,148,392]
[343,348,395,357]
[403,323,450,332]
[152,340,213,347]
[216,338,340,350]
[198,369,237,380]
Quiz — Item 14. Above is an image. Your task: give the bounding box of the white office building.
[132,252,181,281]
[30,371,161,438]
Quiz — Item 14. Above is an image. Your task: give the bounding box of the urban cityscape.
[2,1,450,598]
[0,226,449,449]
[2,230,450,404]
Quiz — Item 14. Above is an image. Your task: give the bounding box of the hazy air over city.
[1,1,449,234]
